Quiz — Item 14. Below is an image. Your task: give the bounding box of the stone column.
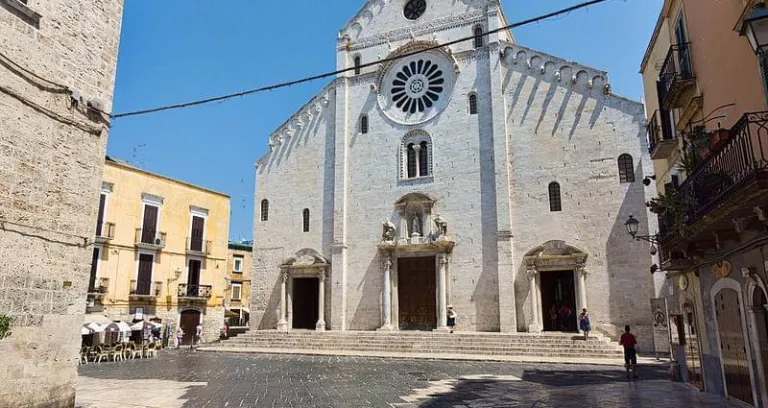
[413,144,422,177]
[278,270,289,331]
[576,263,588,312]
[380,253,393,331]
[526,261,541,333]
[437,253,449,331]
[316,269,326,331]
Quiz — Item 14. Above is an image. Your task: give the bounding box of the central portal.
[292,278,319,330]
[398,257,437,331]
[540,270,577,332]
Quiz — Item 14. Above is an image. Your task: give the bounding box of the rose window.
[404,0,426,20]
[391,60,444,114]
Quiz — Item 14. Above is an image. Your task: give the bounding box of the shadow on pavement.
[521,365,669,386]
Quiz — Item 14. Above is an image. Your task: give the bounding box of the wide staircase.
[204,330,627,365]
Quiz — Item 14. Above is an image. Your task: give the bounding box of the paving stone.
[77,351,736,408]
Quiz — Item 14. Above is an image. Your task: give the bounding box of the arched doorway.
[714,288,754,405]
[749,286,768,406]
[681,302,704,390]
[179,309,201,346]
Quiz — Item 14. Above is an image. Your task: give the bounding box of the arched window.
[548,182,562,212]
[618,154,635,183]
[354,56,361,75]
[302,209,310,232]
[401,131,433,180]
[469,94,478,115]
[260,200,269,222]
[407,143,417,178]
[360,114,369,134]
[474,26,484,48]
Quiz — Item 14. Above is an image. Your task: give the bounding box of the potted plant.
[0,315,12,340]
[709,128,731,153]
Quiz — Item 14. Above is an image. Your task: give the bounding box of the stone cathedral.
[251,0,658,349]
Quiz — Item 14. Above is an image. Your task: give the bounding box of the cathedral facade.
[251,0,658,349]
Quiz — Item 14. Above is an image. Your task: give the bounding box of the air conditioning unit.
[154,238,164,246]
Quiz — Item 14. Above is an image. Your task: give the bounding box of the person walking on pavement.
[175,327,184,349]
[579,308,591,340]
[192,324,203,351]
[447,305,457,333]
[619,325,638,379]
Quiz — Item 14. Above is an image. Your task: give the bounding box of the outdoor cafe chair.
[146,343,157,358]
[93,346,109,363]
[124,343,140,360]
[110,345,123,362]
[79,347,90,365]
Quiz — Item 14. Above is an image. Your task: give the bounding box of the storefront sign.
[650,298,672,355]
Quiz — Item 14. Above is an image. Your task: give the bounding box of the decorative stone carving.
[411,215,422,237]
[575,262,587,278]
[295,255,316,266]
[434,213,448,240]
[381,219,397,242]
[525,259,538,280]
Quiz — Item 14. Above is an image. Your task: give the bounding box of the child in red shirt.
[619,325,638,379]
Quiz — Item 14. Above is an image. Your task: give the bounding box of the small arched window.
[360,114,369,134]
[302,209,310,232]
[469,94,478,115]
[407,143,417,178]
[354,56,361,75]
[474,26,484,48]
[260,200,269,222]
[419,141,429,176]
[548,182,562,212]
[618,154,635,183]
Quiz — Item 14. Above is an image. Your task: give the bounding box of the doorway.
[292,278,319,330]
[540,270,577,332]
[715,288,754,406]
[682,302,704,390]
[179,309,201,346]
[398,257,437,331]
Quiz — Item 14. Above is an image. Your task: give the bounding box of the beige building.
[226,241,252,327]
[0,0,124,406]
[640,0,768,405]
[87,157,231,345]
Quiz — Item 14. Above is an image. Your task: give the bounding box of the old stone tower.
[0,0,123,406]
[251,0,658,350]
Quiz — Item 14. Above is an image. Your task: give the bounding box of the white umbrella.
[83,314,112,325]
[81,326,92,335]
[86,322,104,333]
[115,321,132,333]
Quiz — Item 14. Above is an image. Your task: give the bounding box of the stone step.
[227,337,619,348]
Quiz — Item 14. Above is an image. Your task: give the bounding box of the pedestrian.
[619,325,638,379]
[192,323,203,350]
[579,308,591,340]
[175,327,184,349]
[559,303,572,331]
[447,305,457,333]
[549,304,558,331]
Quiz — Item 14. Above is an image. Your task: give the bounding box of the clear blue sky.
[109,0,663,241]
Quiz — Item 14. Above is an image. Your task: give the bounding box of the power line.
[111,0,616,120]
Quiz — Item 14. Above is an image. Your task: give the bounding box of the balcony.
[95,222,115,243]
[648,110,678,159]
[177,284,213,301]
[134,228,167,250]
[658,43,696,110]
[660,111,768,248]
[88,277,109,297]
[186,237,212,256]
[129,280,162,299]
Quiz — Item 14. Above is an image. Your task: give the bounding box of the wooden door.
[187,260,202,296]
[715,289,754,405]
[398,257,436,331]
[141,205,158,243]
[137,254,154,295]
[180,310,200,346]
[190,216,204,251]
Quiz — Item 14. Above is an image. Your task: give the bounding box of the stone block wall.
[0,0,123,406]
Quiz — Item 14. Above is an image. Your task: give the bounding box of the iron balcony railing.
[130,280,162,297]
[647,110,677,157]
[178,284,213,299]
[134,228,167,249]
[186,237,212,255]
[676,111,768,229]
[88,277,110,296]
[658,43,694,109]
[95,222,115,241]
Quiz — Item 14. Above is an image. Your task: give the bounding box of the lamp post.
[624,215,660,255]
[742,2,768,54]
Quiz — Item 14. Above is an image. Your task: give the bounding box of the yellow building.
[86,157,231,345]
[226,241,253,327]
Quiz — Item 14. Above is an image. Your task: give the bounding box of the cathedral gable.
[340,0,489,46]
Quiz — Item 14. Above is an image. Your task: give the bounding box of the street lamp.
[624,215,660,248]
[742,2,768,54]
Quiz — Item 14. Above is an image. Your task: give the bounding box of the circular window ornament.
[378,51,456,125]
[404,0,426,20]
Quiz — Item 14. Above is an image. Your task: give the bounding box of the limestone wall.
[0,0,124,406]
